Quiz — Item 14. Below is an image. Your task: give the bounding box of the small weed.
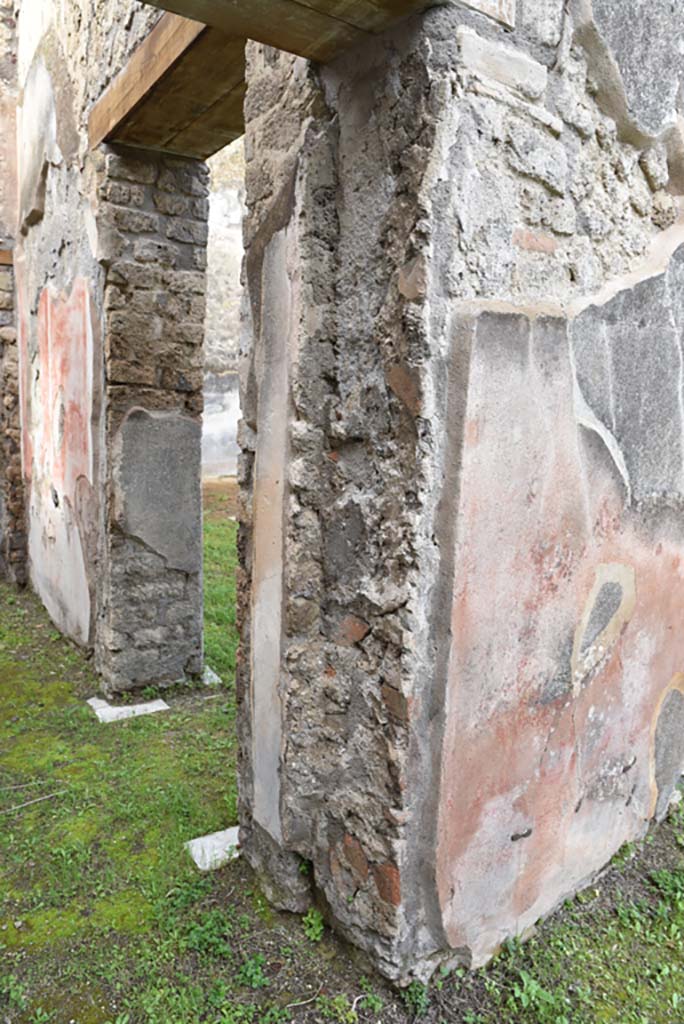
[30,1011,54,1024]
[0,974,28,1011]
[508,969,570,1023]
[303,906,325,942]
[316,994,358,1023]
[650,868,684,901]
[185,908,234,958]
[237,953,269,990]
[359,976,383,1012]
[401,981,429,1017]
[611,841,635,866]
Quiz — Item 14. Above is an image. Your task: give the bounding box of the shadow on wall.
[203,138,244,479]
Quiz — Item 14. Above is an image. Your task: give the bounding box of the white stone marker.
[202,665,223,687]
[185,826,241,872]
[86,696,170,724]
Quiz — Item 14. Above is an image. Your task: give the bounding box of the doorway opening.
[201,137,245,689]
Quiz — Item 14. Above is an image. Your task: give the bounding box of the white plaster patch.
[185,826,241,872]
[87,696,170,723]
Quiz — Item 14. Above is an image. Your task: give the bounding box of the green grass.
[203,517,238,684]
[2,517,684,1022]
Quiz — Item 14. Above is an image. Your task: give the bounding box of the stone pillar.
[238,0,684,983]
[0,261,26,585]
[0,0,23,586]
[96,147,208,693]
[13,0,198,685]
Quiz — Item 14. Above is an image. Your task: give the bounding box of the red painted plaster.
[435,319,684,964]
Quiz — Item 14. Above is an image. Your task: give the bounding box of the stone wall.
[0,0,16,249]
[97,147,208,691]
[14,0,160,643]
[238,37,439,971]
[13,0,207,690]
[0,261,26,585]
[239,0,684,983]
[10,0,684,986]
[0,0,23,586]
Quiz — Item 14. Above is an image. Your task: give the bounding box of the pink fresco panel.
[22,276,95,645]
[436,311,684,966]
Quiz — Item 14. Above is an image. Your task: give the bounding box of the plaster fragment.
[86,696,170,723]
[185,826,241,872]
[203,665,223,687]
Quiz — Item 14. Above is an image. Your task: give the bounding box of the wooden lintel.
[90,0,431,161]
[137,0,433,58]
[89,13,207,151]
[0,250,13,266]
[89,11,247,159]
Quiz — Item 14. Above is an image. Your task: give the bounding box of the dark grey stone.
[539,631,574,705]
[591,0,684,139]
[113,408,202,574]
[654,689,684,821]
[581,581,623,654]
[571,247,684,504]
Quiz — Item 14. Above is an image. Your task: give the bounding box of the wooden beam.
[112,27,246,158]
[89,0,430,160]
[139,0,430,54]
[0,250,12,266]
[137,0,383,62]
[89,13,207,150]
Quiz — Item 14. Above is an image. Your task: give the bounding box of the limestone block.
[580,0,684,141]
[186,827,241,871]
[457,26,547,100]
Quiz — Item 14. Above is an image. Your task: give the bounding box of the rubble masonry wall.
[14,0,208,689]
[239,0,684,982]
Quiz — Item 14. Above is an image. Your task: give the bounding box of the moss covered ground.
[1,484,684,1022]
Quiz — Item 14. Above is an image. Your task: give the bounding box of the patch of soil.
[203,476,239,521]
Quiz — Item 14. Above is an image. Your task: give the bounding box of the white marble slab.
[185,826,241,871]
[86,696,170,723]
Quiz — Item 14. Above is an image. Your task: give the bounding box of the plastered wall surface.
[239,0,684,983]
[11,0,208,690]
[13,0,160,644]
[7,0,684,987]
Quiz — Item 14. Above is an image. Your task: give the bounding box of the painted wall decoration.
[18,275,97,645]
